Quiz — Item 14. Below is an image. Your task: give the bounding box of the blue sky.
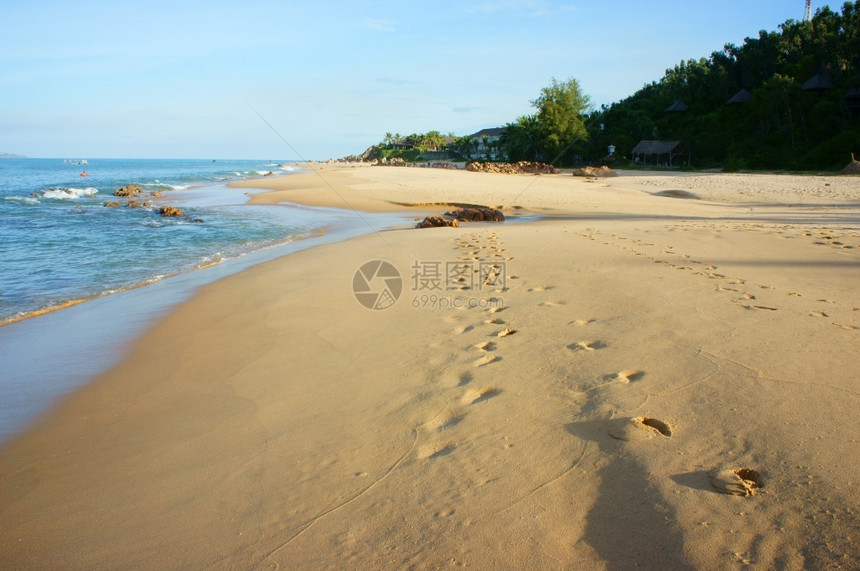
[1,0,843,160]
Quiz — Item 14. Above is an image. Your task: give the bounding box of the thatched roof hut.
[664,100,688,113]
[727,88,753,104]
[630,140,689,167]
[802,74,834,92]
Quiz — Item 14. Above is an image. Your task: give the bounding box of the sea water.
[0,158,407,442]
[0,158,318,322]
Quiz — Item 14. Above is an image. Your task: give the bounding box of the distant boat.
[63,159,88,165]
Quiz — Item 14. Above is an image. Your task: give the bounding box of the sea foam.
[40,187,98,200]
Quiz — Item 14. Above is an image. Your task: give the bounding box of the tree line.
[588,1,860,170]
[374,1,859,170]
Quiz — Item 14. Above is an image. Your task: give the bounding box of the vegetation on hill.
[363,2,859,171]
[588,1,860,170]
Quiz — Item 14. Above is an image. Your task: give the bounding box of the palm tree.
[501,116,542,162]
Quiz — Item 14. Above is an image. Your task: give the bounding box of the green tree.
[423,130,445,151]
[452,135,475,159]
[532,77,592,164]
[501,115,543,162]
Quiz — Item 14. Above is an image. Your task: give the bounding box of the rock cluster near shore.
[114,184,144,197]
[446,207,505,222]
[105,184,199,220]
[571,165,617,177]
[158,206,186,217]
[416,216,459,228]
[416,206,505,228]
[466,161,556,174]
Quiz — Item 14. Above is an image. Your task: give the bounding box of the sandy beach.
[1,165,859,569]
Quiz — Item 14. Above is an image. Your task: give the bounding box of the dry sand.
[1,165,859,569]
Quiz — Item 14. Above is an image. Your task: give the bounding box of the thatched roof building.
[630,140,689,167]
[802,74,834,92]
[727,88,753,104]
[664,100,688,113]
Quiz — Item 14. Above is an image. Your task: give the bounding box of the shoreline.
[1,166,858,568]
[0,160,303,328]
[0,200,414,443]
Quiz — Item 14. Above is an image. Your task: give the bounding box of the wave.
[142,181,190,191]
[40,187,98,200]
[197,252,224,269]
[139,218,164,228]
[4,196,40,205]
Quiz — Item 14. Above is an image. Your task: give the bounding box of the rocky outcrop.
[416,216,459,228]
[375,156,407,166]
[466,161,556,174]
[158,206,185,217]
[445,207,505,222]
[104,201,121,207]
[114,184,143,197]
[571,165,617,177]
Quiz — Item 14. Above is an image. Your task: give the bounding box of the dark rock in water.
[445,207,505,222]
[104,201,121,207]
[417,216,459,228]
[114,184,143,197]
[158,206,185,217]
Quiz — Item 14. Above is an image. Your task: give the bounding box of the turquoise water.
[0,158,327,322]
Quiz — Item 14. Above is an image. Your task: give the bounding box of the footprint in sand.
[460,386,500,405]
[538,301,565,307]
[735,302,778,311]
[417,442,457,459]
[570,318,596,326]
[568,340,607,352]
[487,306,506,314]
[484,318,506,325]
[438,370,472,388]
[528,285,553,292]
[496,326,517,337]
[473,353,499,367]
[475,341,497,352]
[603,369,645,383]
[453,325,474,335]
[608,416,673,440]
[709,468,763,497]
[424,408,466,432]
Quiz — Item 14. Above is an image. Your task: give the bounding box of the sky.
[1,0,846,160]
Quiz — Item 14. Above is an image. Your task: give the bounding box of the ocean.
[0,158,324,323]
[0,158,405,442]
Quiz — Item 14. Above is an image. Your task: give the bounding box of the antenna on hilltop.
[804,0,812,21]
